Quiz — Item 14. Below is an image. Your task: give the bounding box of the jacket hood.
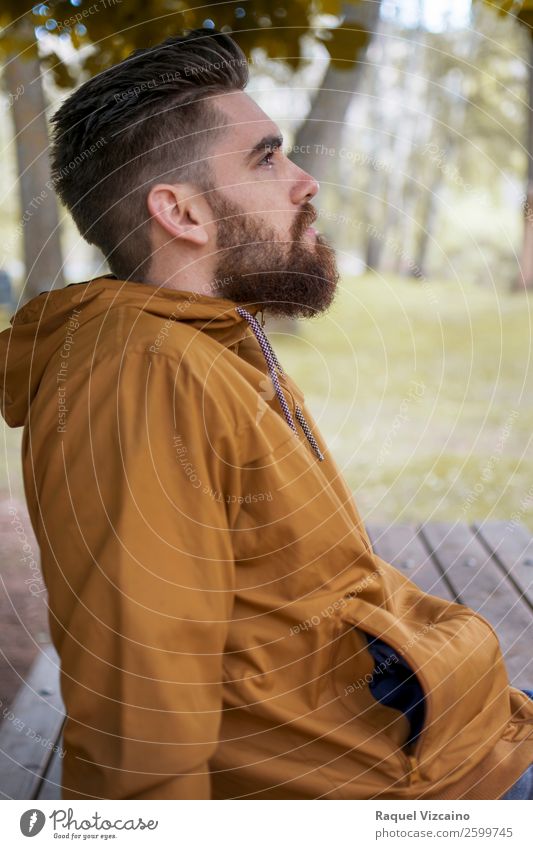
[0,275,263,429]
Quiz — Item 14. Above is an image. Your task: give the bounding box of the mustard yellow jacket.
[1,276,532,800]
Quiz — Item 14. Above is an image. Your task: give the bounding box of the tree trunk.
[290,0,382,184]
[376,25,427,273]
[3,52,65,304]
[272,2,383,332]
[514,33,533,292]
[393,111,434,274]
[357,15,393,271]
[410,56,472,280]
[412,169,443,278]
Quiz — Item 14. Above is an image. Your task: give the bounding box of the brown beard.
[205,188,339,319]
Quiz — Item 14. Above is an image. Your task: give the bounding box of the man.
[1,27,532,801]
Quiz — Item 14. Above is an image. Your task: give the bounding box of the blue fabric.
[363,635,533,798]
[500,688,533,800]
[362,632,425,746]
[500,763,533,799]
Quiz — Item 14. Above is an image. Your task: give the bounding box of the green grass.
[2,273,532,530]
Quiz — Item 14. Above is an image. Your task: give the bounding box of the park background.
[0,0,532,711]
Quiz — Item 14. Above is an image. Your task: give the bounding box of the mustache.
[295,204,318,237]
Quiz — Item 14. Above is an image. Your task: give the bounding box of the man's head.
[50,27,339,318]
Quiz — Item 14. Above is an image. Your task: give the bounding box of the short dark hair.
[50,27,249,281]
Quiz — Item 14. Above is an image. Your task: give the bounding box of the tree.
[290,1,383,185]
[1,20,65,302]
[513,4,533,291]
[1,1,373,301]
[478,0,533,291]
[352,5,524,284]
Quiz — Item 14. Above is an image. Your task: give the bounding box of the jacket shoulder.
[85,307,266,438]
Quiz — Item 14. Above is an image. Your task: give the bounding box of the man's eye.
[259,146,280,166]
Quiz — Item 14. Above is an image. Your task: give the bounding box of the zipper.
[340,612,433,787]
[406,754,422,784]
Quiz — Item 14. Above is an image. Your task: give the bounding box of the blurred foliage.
[0,1,375,85]
[477,0,533,31]
[326,3,529,287]
[1,1,530,289]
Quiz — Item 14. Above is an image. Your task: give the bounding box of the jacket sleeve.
[45,351,240,800]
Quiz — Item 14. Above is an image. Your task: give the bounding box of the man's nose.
[290,165,319,205]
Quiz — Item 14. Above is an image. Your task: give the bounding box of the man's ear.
[146,183,209,246]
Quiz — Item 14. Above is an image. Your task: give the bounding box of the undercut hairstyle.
[50,27,249,281]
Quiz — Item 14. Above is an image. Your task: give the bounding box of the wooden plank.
[419,521,533,689]
[0,644,63,799]
[35,732,63,800]
[473,520,533,612]
[366,522,455,601]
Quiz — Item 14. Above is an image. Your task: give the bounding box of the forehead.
[210,90,281,151]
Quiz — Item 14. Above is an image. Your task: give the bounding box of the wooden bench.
[0,643,64,800]
[1,519,532,799]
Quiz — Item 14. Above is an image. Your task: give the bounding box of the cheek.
[217,174,297,237]
[242,177,292,215]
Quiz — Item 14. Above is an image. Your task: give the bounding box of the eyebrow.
[244,133,284,164]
